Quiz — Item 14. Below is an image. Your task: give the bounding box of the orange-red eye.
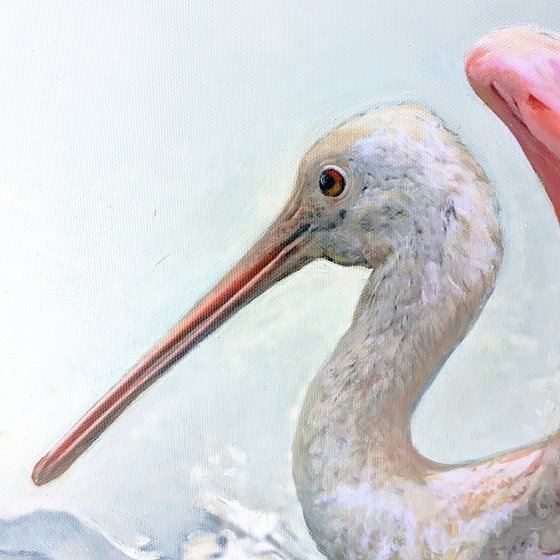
[319,167,346,197]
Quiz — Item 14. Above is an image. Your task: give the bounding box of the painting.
[1,2,559,559]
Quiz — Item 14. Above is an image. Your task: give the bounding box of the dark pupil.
[319,172,337,194]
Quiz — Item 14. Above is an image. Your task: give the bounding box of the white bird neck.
[342,246,495,474]
[293,137,503,502]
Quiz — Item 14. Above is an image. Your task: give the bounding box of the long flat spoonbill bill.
[32,30,560,560]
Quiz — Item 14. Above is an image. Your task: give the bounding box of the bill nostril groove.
[527,93,549,111]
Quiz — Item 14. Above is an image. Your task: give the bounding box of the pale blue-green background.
[0,1,559,557]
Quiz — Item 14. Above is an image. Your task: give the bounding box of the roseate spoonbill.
[31,31,560,560]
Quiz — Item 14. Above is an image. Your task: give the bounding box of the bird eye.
[319,167,346,197]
